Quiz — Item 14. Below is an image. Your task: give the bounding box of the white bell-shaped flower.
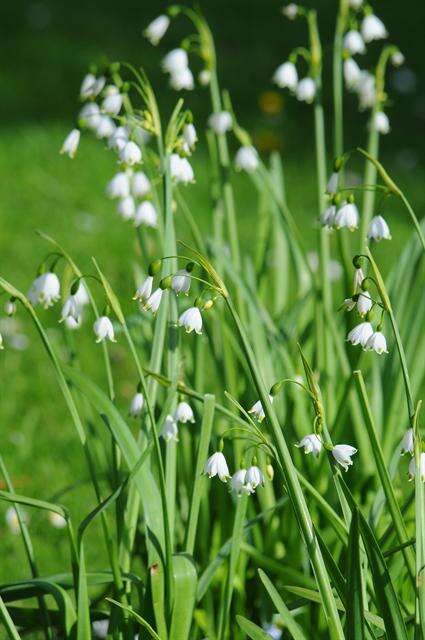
[347,321,373,347]
[60,295,80,323]
[143,288,163,314]
[73,283,89,307]
[321,205,336,228]
[6,506,29,534]
[335,202,359,230]
[178,306,203,334]
[361,14,388,43]
[349,0,363,9]
[93,316,116,343]
[231,469,254,496]
[80,74,105,100]
[356,290,372,317]
[353,268,365,290]
[28,272,61,308]
[367,215,391,242]
[106,172,131,199]
[400,429,414,455]
[129,392,144,418]
[373,111,390,134]
[357,72,376,109]
[79,103,101,130]
[198,69,211,86]
[119,141,142,166]
[169,67,195,91]
[208,111,233,134]
[204,451,230,482]
[295,434,322,457]
[133,276,153,303]
[342,297,356,311]
[162,48,189,73]
[102,86,123,116]
[174,401,195,423]
[248,395,273,422]
[332,444,357,471]
[134,201,158,228]
[131,171,151,197]
[344,58,361,91]
[272,61,298,90]
[296,78,316,103]
[172,269,191,295]
[144,15,170,45]
[235,146,259,173]
[117,196,136,220]
[60,129,80,159]
[282,3,298,19]
[391,51,405,67]
[96,116,116,139]
[65,315,83,330]
[365,331,388,354]
[408,453,425,482]
[245,465,264,490]
[326,172,339,195]
[343,30,366,55]
[170,154,195,184]
[183,123,198,151]
[160,415,179,442]
[4,300,17,316]
[108,126,128,151]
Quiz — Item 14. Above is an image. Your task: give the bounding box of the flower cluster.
[204,451,265,496]
[296,434,358,472]
[158,401,195,442]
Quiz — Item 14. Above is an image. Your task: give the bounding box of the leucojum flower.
[295,434,323,457]
[248,395,274,422]
[144,14,170,45]
[28,272,61,308]
[408,453,425,482]
[160,414,179,442]
[93,316,116,343]
[235,146,259,173]
[61,129,80,159]
[204,451,230,482]
[129,391,144,418]
[272,61,298,90]
[332,444,358,471]
[178,306,203,334]
[174,401,195,423]
[367,215,391,242]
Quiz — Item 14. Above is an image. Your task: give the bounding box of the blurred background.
[0,0,424,587]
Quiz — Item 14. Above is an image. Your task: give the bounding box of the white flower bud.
[208,111,233,134]
[373,111,390,135]
[144,15,170,45]
[272,62,298,90]
[357,72,376,110]
[160,414,179,442]
[349,0,363,9]
[344,58,361,91]
[162,49,189,74]
[391,51,405,67]
[353,268,365,290]
[282,3,298,19]
[198,69,211,86]
[332,444,357,471]
[129,392,144,418]
[119,141,142,166]
[93,316,116,343]
[4,300,17,316]
[80,74,105,100]
[60,129,80,159]
[343,30,366,55]
[235,146,259,173]
[48,511,67,529]
[178,306,203,334]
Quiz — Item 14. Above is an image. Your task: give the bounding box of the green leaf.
[169,554,197,640]
[77,544,91,640]
[0,596,22,640]
[345,510,365,640]
[258,569,306,640]
[0,490,68,520]
[106,598,161,640]
[236,615,271,640]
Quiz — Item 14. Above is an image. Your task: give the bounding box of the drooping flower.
[133,276,153,303]
[101,86,123,116]
[129,392,144,418]
[92,619,109,639]
[48,511,67,529]
[79,103,101,130]
[282,3,298,19]
[353,268,365,290]
[174,401,195,423]
[143,288,163,314]
[347,321,373,347]
[108,126,129,151]
[204,452,230,482]
[28,272,61,308]
[365,331,388,354]
[400,429,414,455]
[373,111,390,134]
[231,469,254,496]
[117,196,136,220]
[248,395,273,422]
[80,74,105,100]
[162,49,189,74]
[332,444,357,471]
[235,146,259,173]
[356,290,372,317]
[95,116,116,139]
[178,307,203,334]
[296,78,316,103]
[65,315,83,330]
[144,14,170,45]
[172,269,191,295]
[343,30,366,55]
[367,215,391,242]
[4,300,17,316]
[182,123,197,152]
[208,111,233,134]
[342,297,356,311]
[263,623,282,640]
[6,506,29,534]
[60,129,80,158]
[245,465,264,490]
[272,62,298,90]
[321,205,336,228]
[361,14,388,43]
[60,295,80,323]
[357,71,376,109]
[134,201,158,228]
[106,172,131,199]
[119,141,142,166]
[326,172,339,195]
[295,434,322,457]
[170,154,195,184]
[391,51,405,67]
[408,453,425,482]
[344,58,361,90]
[93,316,116,343]
[73,282,89,307]
[335,202,359,230]
[131,171,151,197]
[169,67,195,91]
[198,69,211,86]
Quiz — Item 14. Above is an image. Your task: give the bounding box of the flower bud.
[266,463,274,481]
[148,259,162,276]
[160,276,173,290]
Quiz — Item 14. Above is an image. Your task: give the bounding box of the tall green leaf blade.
[236,615,271,640]
[346,510,365,640]
[258,569,306,640]
[169,554,197,640]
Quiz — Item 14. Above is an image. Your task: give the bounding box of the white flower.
[80,74,105,99]
[144,14,170,45]
[65,315,83,330]
[335,202,359,230]
[343,30,366,55]
[367,215,391,242]
[183,123,198,151]
[248,395,273,422]
[391,51,405,67]
[134,201,158,228]
[400,429,414,455]
[373,111,390,135]
[408,453,425,482]
[6,507,28,534]
[357,72,376,110]
[102,86,123,116]
[60,129,80,158]
[198,69,211,86]
[132,171,151,197]
[106,172,131,199]
[353,267,365,290]
[92,620,109,639]
[96,116,116,139]
[326,172,339,195]
[143,288,163,314]
[118,196,136,220]
[48,511,67,529]
[272,62,298,90]
[170,154,195,184]
[172,269,191,295]
[349,0,363,9]
[282,3,298,19]
[342,297,356,311]
[129,392,144,418]
[169,67,195,91]
[93,316,116,343]
[133,276,153,303]
[28,272,60,308]
[347,321,373,347]
[162,48,189,74]
[73,282,89,307]
[60,295,80,322]
[174,401,195,423]
[0,332,3,350]
[321,205,336,228]
[120,141,142,166]
[295,434,322,457]
[208,111,233,134]
[79,103,101,130]
[4,300,17,316]
[361,14,388,43]
[344,58,361,90]
[356,290,372,317]
[178,307,203,334]
[245,465,264,490]
[231,469,254,496]
[204,452,230,482]
[365,331,388,354]
[160,415,179,442]
[108,126,128,151]
[235,146,259,173]
[296,78,316,103]
[332,444,357,471]
[263,624,282,640]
